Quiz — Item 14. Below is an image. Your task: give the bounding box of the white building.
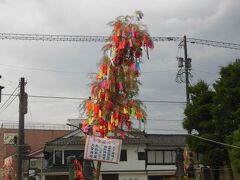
[31,129,186,180]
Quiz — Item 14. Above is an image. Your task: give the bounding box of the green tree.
[183,59,240,180]
[230,129,240,172]
[213,59,240,178]
[213,59,240,136]
[183,81,225,170]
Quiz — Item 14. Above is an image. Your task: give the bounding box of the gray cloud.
[0,0,239,134]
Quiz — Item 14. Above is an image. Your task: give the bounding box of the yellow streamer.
[123,107,128,114]
[88,117,93,125]
[111,114,114,124]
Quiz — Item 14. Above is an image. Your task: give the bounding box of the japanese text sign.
[84,135,122,163]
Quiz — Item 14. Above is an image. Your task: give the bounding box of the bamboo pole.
[95,161,102,180]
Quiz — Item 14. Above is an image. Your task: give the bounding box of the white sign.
[29,169,36,177]
[84,135,122,163]
[3,133,17,145]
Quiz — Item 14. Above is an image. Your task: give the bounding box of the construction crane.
[1,33,240,50]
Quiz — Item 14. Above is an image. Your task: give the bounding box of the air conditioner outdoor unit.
[30,159,38,169]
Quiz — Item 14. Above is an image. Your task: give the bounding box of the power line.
[0,63,177,74]
[0,63,89,74]
[192,69,218,75]
[1,33,240,50]
[187,37,240,50]
[145,129,240,149]
[0,85,19,111]
[190,134,240,149]
[2,93,18,111]
[2,93,186,104]
[141,100,186,104]
[147,118,182,122]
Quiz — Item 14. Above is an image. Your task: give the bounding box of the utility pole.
[18,77,27,180]
[183,35,190,104]
[176,35,191,103]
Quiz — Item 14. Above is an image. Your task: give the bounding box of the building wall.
[119,173,147,180]
[101,144,146,172]
[0,128,70,168]
[47,144,178,179]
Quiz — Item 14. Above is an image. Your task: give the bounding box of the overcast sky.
[0,0,239,134]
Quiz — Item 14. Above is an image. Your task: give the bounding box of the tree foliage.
[183,59,240,170]
[183,80,225,166]
[213,60,240,135]
[213,60,240,173]
[230,129,240,172]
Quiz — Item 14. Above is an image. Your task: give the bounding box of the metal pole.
[183,35,190,103]
[41,157,43,180]
[18,77,25,180]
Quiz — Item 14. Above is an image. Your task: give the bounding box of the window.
[44,151,53,166]
[147,150,176,165]
[64,150,84,165]
[54,150,63,165]
[138,152,145,160]
[102,174,119,180]
[156,151,163,163]
[147,151,155,163]
[120,150,127,161]
[164,151,172,164]
[148,176,171,180]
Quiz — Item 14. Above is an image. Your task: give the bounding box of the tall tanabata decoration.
[81,11,154,139]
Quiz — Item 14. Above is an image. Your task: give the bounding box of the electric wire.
[191,69,218,75]
[1,33,239,50]
[2,91,18,111]
[5,121,238,156]
[0,85,19,111]
[190,134,240,149]
[147,118,182,122]
[0,62,220,77]
[0,63,176,74]
[144,129,240,149]
[2,93,186,104]
[0,63,89,74]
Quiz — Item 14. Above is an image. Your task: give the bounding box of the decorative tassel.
[120,131,125,139]
[136,62,140,72]
[131,63,136,71]
[119,82,123,90]
[123,107,128,114]
[91,86,95,98]
[129,39,133,47]
[94,104,99,118]
[111,114,114,124]
[115,119,119,126]
[108,121,112,131]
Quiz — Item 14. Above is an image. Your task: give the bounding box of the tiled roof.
[46,136,85,146]
[46,131,186,147]
[146,134,186,146]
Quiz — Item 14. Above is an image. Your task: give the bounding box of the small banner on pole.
[84,135,122,164]
[3,133,18,145]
